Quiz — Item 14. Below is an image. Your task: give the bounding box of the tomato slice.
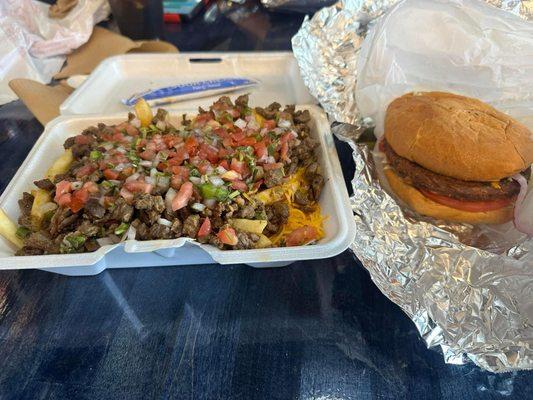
[285,226,318,247]
[103,169,120,180]
[217,227,238,246]
[197,217,212,238]
[419,189,514,212]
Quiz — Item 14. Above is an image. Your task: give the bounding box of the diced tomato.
[223,122,235,132]
[262,162,283,171]
[253,142,268,158]
[238,136,257,146]
[171,175,184,190]
[103,169,120,180]
[419,189,515,212]
[219,159,230,170]
[124,181,153,194]
[74,134,92,145]
[231,129,245,142]
[222,137,236,148]
[120,167,135,179]
[231,180,248,192]
[217,227,238,246]
[285,226,318,247]
[171,166,190,179]
[280,141,289,161]
[140,149,156,161]
[146,142,157,152]
[230,108,240,118]
[83,181,99,194]
[116,122,139,136]
[263,120,276,130]
[57,193,72,207]
[172,181,193,211]
[218,148,230,159]
[198,161,211,175]
[280,132,292,144]
[75,164,96,179]
[199,144,219,164]
[185,136,199,155]
[69,189,89,213]
[163,134,179,148]
[197,217,212,238]
[112,132,126,143]
[136,138,147,150]
[230,158,246,174]
[54,180,72,203]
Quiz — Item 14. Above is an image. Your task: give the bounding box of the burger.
[379,91,533,224]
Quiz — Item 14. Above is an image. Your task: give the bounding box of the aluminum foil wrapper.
[293,0,533,373]
[292,0,533,125]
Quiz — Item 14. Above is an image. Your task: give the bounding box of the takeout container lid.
[0,52,356,275]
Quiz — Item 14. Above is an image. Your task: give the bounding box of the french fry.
[255,234,271,249]
[46,148,73,179]
[0,209,23,249]
[31,189,52,230]
[134,98,153,127]
[229,219,267,234]
[254,186,286,205]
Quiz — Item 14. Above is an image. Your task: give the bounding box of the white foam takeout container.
[0,53,355,275]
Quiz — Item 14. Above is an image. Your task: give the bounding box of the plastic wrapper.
[0,0,110,105]
[293,0,533,372]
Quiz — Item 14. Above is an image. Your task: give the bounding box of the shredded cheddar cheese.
[255,168,325,246]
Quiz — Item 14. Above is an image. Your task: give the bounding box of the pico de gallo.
[15,95,325,255]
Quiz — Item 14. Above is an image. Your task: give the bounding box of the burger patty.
[382,139,520,202]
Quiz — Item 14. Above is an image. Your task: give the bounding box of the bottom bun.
[383,168,514,224]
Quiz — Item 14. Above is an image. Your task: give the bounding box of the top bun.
[384,91,533,182]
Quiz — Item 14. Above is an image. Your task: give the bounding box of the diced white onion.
[512,174,533,235]
[189,176,201,185]
[139,160,152,167]
[205,165,214,175]
[109,180,121,186]
[152,153,161,168]
[247,119,260,130]
[157,176,170,190]
[156,120,166,130]
[145,176,154,185]
[165,188,177,211]
[191,202,206,212]
[209,175,224,187]
[204,198,216,208]
[126,172,140,182]
[71,181,83,190]
[157,218,172,227]
[126,225,137,240]
[278,119,291,128]
[115,163,127,172]
[115,146,127,154]
[97,237,115,246]
[234,118,247,129]
[216,165,227,174]
[289,130,298,138]
[123,135,134,143]
[130,117,141,128]
[40,202,58,214]
[265,156,276,164]
[102,142,114,151]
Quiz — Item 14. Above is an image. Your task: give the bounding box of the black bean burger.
[379,91,533,224]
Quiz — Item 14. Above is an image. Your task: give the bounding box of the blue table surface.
[1,1,532,399]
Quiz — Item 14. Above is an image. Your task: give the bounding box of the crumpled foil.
[292,0,533,125]
[260,0,337,13]
[293,0,533,373]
